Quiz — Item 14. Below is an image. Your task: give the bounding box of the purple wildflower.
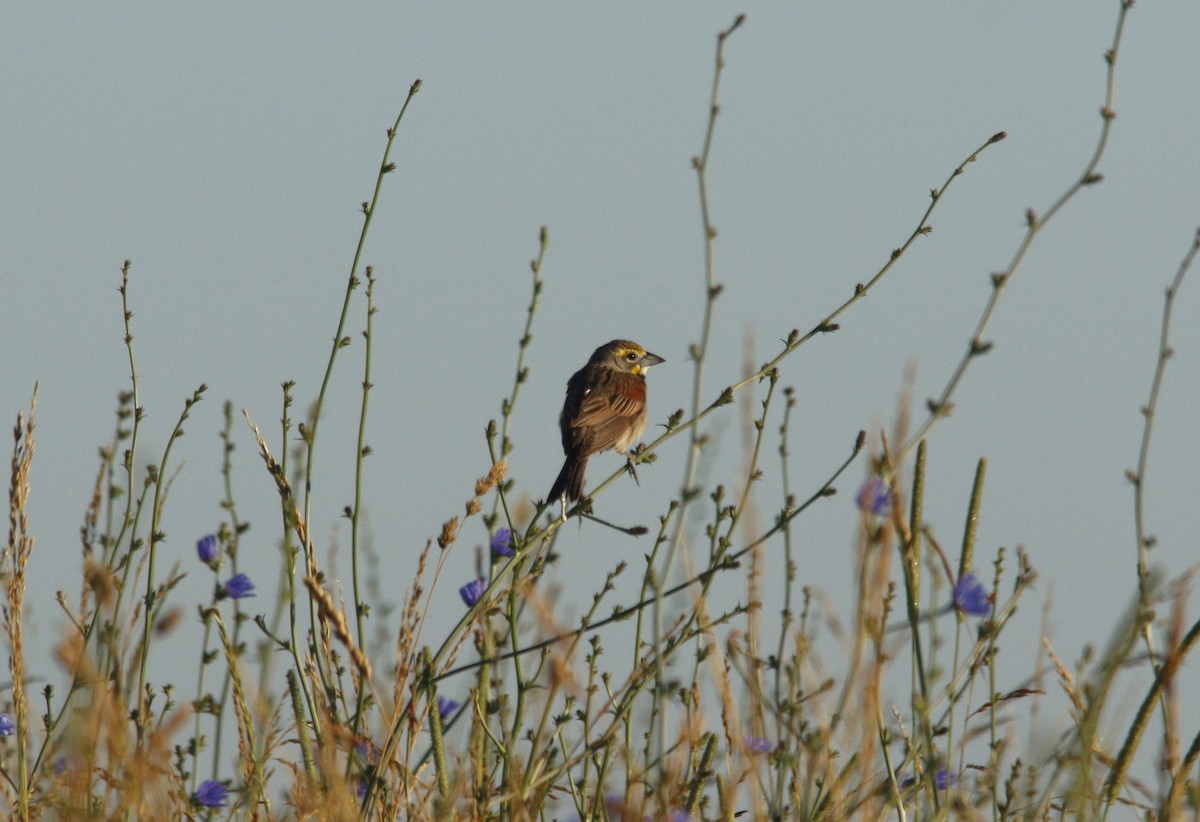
[936,769,958,789]
[459,578,487,607]
[901,767,957,790]
[0,714,14,737]
[953,573,992,617]
[855,475,891,516]
[490,528,515,557]
[193,779,228,808]
[355,737,381,763]
[223,573,256,600]
[437,696,459,720]
[745,736,772,754]
[196,534,218,565]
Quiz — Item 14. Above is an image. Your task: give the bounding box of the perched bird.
[548,339,665,507]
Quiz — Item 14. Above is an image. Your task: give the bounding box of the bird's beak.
[643,352,665,367]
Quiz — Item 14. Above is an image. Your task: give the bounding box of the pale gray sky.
[4,2,1200,789]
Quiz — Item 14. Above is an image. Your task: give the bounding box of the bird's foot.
[625,455,640,486]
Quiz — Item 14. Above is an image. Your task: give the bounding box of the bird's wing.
[571,373,646,455]
[573,376,644,424]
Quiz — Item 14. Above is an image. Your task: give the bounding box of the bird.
[548,339,665,509]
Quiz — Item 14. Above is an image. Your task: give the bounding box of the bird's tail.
[548,455,588,504]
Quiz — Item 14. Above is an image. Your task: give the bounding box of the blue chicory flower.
[223,573,256,600]
[490,528,515,557]
[901,767,957,790]
[745,736,772,754]
[459,578,486,607]
[0,713,14,737]
[193,779,228,808]
[936,769,957,789]
[437,696,460,720]
[855,475,892,516]
[355,737,381,763]
[196,534,218,565]
[953,573,992,617]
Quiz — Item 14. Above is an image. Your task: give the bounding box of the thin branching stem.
[657,12,744,775]
[437,432,862,682]
[769,385,797,817]
[901,0,1134,458]
[349,266,378,740]
[299,80,421,714]
[135,384,206,741]
[1131,228,1200,610]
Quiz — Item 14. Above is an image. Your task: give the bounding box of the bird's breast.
[614,375,647,402]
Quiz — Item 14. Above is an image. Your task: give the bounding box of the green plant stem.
[903,442,933,776]
[770,385,797,818]
[517,606,747,810]
[507,552,614,799]
[287,669,317,783]
[490,227,548,525]
[300,80,421,716]
[1131,228,1200,647]
[191,581,217,793]
[499,574,522,808]
[878,704,907,822]
[275,385,321,752]
[657,12,744,777]
[109,261,143,633]
[349,266,377,741]
[36,276,140,777]
[135,384,206,742]
[985,561,1002,822]
[1162,722,1200,819]
[680,370,778,768]
[945,603,964,803]
[438,433,862,682]
[213,609,267,815]
[631,500,679,788]
[101,263,147,679]
[564,130,1004,534]
[901,1,1132,460]
[212,403,248,781]
[1104,612,1200,807]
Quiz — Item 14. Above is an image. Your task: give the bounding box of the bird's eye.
[625,352,638,361]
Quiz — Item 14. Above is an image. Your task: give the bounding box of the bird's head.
[591,340,665,376]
